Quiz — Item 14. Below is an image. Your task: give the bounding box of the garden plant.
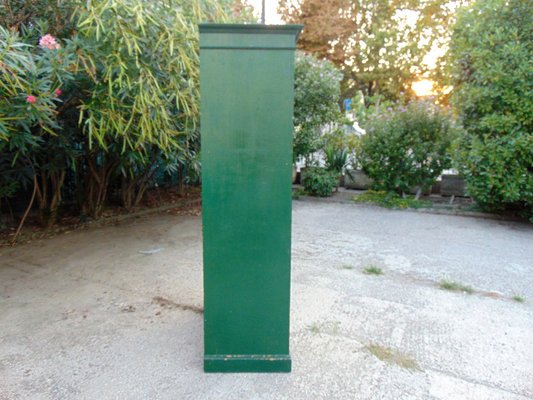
[448,0,532,218]
[359,100,456,198]
[302,167,339,197]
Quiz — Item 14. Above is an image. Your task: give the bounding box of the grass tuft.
[307,321,340,336]
[439,280,474,294]
[363,265,383,275]
[307,323,321,334]
[353,190,432,210]
[512,295,525,303]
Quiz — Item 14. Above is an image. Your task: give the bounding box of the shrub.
[73,0,228,150]
[359,100,455,196]
[455,132,532,213]
[0,27,70,142]
[0,0,245,232]
[293,52,343,163]
[303,167,338,197]
[0,26,75,225]
[449,0,532,216]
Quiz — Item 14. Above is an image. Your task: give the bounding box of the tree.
[449,0,533,215]
[279,0,460,100]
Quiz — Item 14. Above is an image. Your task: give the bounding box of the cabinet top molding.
[199,23,303,36]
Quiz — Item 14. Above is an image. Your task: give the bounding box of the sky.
[248,0,284,24]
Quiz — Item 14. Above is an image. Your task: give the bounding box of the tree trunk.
[11,175,38,245]
[83,149,118,219]
[177,163,185,195]
[120,156,158,210]
[37,170,66,227]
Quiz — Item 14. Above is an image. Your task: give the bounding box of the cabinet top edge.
[199,23,303,36]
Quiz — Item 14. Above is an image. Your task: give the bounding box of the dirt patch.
[1,186,201,247]
[481,291,504,299]
[366,344,422,371]
[121,305,136,313]
[152,296,203,314]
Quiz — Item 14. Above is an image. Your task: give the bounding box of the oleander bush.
[0,25,77,226]
[0,0,249,231]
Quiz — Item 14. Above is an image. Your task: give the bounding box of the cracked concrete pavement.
[1,201,532,399]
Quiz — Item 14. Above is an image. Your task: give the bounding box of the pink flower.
[39,34,60,50]
[55,88,62,96]
[26,95,37,104]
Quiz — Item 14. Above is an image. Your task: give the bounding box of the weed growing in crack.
[363,265,383,275]
[439,280,474,294]
[512,295,525,303]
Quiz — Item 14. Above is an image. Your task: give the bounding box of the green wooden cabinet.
[200,23,302,373]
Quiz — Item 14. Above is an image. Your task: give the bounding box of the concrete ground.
[1,201,532,400]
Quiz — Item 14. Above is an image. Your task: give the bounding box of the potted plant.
[324,145,347,190]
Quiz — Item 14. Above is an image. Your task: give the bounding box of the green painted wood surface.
[200,24,302,373]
